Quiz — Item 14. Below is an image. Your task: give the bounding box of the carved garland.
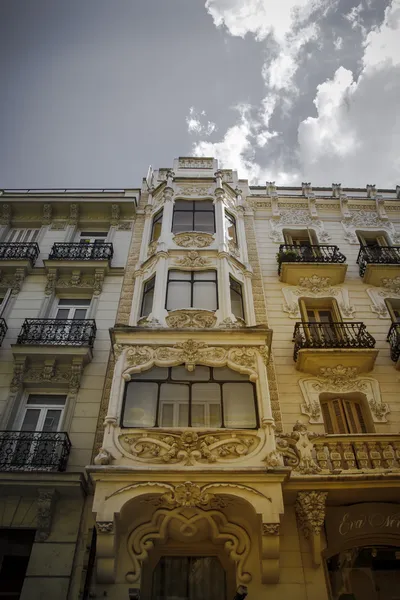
[269,211,331,244]
[341,210,400,244]
[282,282,355,320]
[165,310,217,329]
[173,232,214,248]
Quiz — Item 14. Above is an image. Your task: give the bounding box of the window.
[321,397,368,434]
[299,299,341,343]
[152,556,226,600]
[150,210,163,243]
[225,212,237,245]
[0,290,11,318]
[357,232,389,247]
[55,298,91,320]
[166,270,218,311]
[6,229,39,243]
[122,366,257,429]
[172,200,215,234]
[283,229,317,246]
[386,299,400,323]
[141,276,155,317]
[77,231,108,244]
[229,276,244,320]
[0,529,35,600]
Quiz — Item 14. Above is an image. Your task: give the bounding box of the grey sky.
[1,0,399,187]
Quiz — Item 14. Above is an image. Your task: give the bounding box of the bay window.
[166,270,218,311]
[172,200,215,234]
[141,275,155,318]
[122,366,258,429]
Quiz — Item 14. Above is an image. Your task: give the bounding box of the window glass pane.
[169,270,191,281]
[73,309,87,320]
[131,367,168,380]
[42,410,62,432]
[27,395,66,405]
[231,291,244,319]
[213,367,248,381]
[159,383,189,427]
[194,271,216,281]
[195,201,214,211]
[192,383,221,427]
[223,383,256,428]
[55,309,70,320]
[20,409,41,431]
[123,382,158,427]
[172,211,193,233]
[174,201,193,211]
[58,299,91,306]
[171,366,210,381]
[193,282,217,310]
[141,277,155,317]
[194,212,214,233]
[161,404,174,427]
[167,281,191,310]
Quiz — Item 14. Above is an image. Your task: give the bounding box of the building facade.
[0,189,139,600]
[89,159,400,600]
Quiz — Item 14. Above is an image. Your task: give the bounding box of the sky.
[0,0,399,188]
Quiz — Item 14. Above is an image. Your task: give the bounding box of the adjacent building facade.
[0,189,139,600]
[2,160,400,600]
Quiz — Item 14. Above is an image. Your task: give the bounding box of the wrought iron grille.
[277,244,346,274]
[293,321,376,360]
[357,245,400,277]
[17,319,96,347]
[0,242,40,264]
[387,323,400,362]
[48,242,113,261]
[0,431,71,471]
[0,318,7,346]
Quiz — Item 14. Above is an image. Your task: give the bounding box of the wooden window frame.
[385,299,400,323]
[321,396,368,434]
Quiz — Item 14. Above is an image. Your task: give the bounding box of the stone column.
[139,204,154,263]
[236,206,249,264]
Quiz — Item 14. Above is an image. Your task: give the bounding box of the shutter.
[321,402,335,434]
[332,399,347,433]
[354,402,367,433]
[344,400,358,433]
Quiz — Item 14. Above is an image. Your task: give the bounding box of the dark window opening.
[172,200,215,234]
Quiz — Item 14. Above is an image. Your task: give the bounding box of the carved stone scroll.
[296,490,328,566]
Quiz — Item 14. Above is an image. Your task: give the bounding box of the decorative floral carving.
[96,521,114,533]
[369,398,390,421]
[36,488,57,541]
[339,302,356,318]
[45,272,57,296]
[0,203,11,225]
[118,221,133,230]
[228,240,240,257]
[174,251,211,268]
[120,430,259,465]
[125,346,154,366]
[50,221,67,230]
[93,272,104,296]
[295,491,328,538]
[10,360,26,393]
[94,447,114,465]
[298,275,332,293]
[156,482,225,509]
[262,523,280,535]
[68,203,79,225]
[42,203,52,224]
[111,204,120,225]
[147,241,157,256]
[166,310,217,329]
[56,276,95,289]
[313,365,367,392]
[178,158,213,169]
[342,211,400,244]
[278,421,322,475]
[381,276,400,295]
[173,232,214,248]
[269,213,331,244]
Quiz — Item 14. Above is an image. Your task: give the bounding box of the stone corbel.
[166,169,175,188]
[11,268,26,295]
[111,204,120,226]
[93,270,105,296]
[260,522,280,583]
[45,268,58,296]
[68,203,79,226]
[340,195,351,219]
[96,519,117,583]
[10,357,27,393]
[0,203,11,226]
[376,195,388,220]
[69,357,84,394]
[42,203,52,225]
[308,196,318,218]
[332,183,341,198]
[295,491,328,566]
[36,487,58,541]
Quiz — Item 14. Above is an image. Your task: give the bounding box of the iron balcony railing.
[0,431,71,472]
[357,245,400,277]
[17,319,96,347]
[277,244,346,274]
[0,318,7,346]
[48,242,113,261]
[293,321,376,360]
[387,323,400,363]
[0,242,40,265]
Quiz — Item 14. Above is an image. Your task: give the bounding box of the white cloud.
[334,36,343,50]
[298,0,400,185]
[186,107,217,136]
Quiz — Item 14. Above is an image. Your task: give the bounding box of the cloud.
[298,0,400,185]
[186,107,216,136]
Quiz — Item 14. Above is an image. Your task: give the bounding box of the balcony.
[277,244,347,285]
[293,321,378,374]
[0,241,39,274]
[276,430,400,476]
[0,431,71,472]
[357,245,400,285]
[13,319,96,364]
[387,323,400,368]
[48,242,113,262]
[0,318,7,346]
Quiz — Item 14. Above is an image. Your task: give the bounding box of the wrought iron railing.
[387,322,400,362]
[0,242,40,264]
[17,319,96,347]
[277,244,346,274]
[357,245,400,277]
[275,430,400,475]
[48,242,113,261]
[0,431,71,471]
[0,318,7,346]
[293,321,376,360]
